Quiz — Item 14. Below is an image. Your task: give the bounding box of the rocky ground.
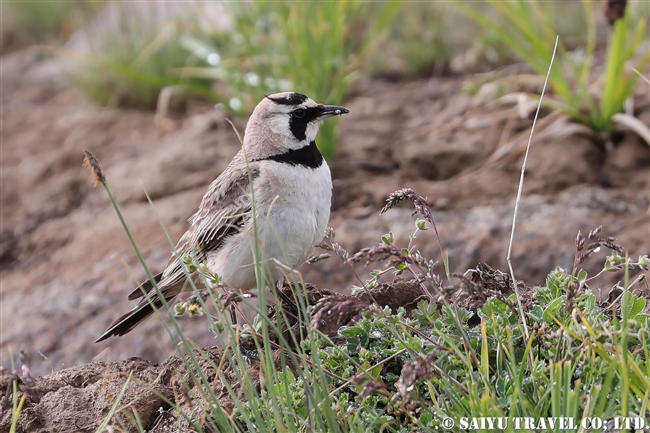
[1,46,649,384]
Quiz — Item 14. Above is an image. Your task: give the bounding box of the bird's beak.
[319,105,350,119]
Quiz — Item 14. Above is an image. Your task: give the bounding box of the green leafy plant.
[454,0,650,137]
[181,0,403,162]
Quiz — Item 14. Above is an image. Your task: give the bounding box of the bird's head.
[243,92,349,155]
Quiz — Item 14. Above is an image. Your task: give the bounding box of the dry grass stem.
[507,35,559,347]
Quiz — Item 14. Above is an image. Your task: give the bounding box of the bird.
[95,92,349,342]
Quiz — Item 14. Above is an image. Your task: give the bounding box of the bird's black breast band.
[262,141,324,169]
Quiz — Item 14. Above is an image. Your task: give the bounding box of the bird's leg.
[276,276,299,313]
[229,304,237,325]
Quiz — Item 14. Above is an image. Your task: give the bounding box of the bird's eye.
[292,108,305,119]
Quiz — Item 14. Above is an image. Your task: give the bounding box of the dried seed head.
[381,188,434,224]
[396,351,439,397]
[82,150,106,187]
[19,348,28,364]
[381,188,414,214]
[21,364,35,385]
[576,231,585,251]
[306,253,331,264]
[587,225,602,240]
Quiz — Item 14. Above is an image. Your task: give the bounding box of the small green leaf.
[543,297,565,322]
[174,302,187,316]
[339,325,367,338]
[629,296,646,319]
[397,336,423,352]
[577,269,588,284]
[636,313,650,328]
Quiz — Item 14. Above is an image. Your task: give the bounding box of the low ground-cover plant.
[453,0,650,139]
[365,1,589,78]
[201,190,648,432]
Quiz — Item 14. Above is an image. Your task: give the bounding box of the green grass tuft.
[181,0,403,162]
[453,0,650,135]
[63,3,216,109]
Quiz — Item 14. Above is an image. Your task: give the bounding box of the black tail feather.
[127,272,164,300]
[96,279,186,343]
[95,298,163,343]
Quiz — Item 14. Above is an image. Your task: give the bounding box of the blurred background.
[1,0,648,375]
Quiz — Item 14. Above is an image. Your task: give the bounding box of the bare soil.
[1,46,649,426]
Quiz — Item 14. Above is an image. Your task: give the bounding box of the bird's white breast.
[207,160,332,289]
[255,160,332,262]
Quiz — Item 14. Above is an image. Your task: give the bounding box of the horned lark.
[96,92,348,342]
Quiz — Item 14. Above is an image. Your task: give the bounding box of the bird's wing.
[127,152,259,300]
[96,156,261,342]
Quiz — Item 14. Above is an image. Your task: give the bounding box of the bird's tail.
[95,276,183,343]
[127,272,163,300]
